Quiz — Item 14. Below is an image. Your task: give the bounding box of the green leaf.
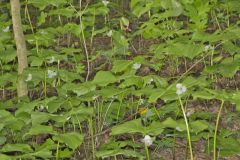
[37,12,47,26]
[1,144,33,153]
[31,112,51,125]
[131,0,152,18]
[167,42,204,59]
[25,124,56,136]
[119,76,143,88]
[96,149,144,159]
[111,60,133,73]
[62,82,96,96]
[0,136,6,145]
[111,119,145,135]
[162,117,186,131]
[53,132,83,150]
[190,120,209,134]
[47,98,65,113]
[93,71,117,86]
[218,137,240,157]
[0,154,13,160]
[49,7,75,18]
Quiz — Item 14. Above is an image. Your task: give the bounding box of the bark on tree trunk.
[10,0,28,97]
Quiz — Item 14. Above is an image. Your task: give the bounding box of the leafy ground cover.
[0,0,240,159]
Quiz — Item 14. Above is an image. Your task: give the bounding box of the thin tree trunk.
[10,0,28,97]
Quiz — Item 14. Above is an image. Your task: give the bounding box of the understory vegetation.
[1,0,240,159]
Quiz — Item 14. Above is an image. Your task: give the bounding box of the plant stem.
[88,118,95,159]
[178,96,193,160]
[56,141,60,160]
[213,100,224,160]
[145,144,150,160]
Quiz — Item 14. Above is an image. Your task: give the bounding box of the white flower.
[132,63,141,70]
[204,45,214,52]
[39,105,48,111]
[92,95,98,100]
[66,116,71,121]
[147,78,154,85]
[102,0,109,6]
[48,56,55,63]
[3,26,9,32]
[142,135,153,146]
[176,126,184,132]
[47,69,57,78]
[106,30,112,37]
[176,83,187,95]
[139,99,144,105]
[40,31,47,35]
[25,73,32,82]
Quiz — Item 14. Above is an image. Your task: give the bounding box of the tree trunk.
[10,0,28,97]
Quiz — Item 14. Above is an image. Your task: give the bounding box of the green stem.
[88,118,95,159]
[213,100,224,160]
[56,141,60,160]
[145,144,150,160]
[178,96,193,160]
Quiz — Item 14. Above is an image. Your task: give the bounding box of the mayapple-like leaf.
[93,71,117,86]
[25,124,56,137]
[111,60,133,73]
[53,132,83,150]
[96,149,144,159]
[1,144,33,153]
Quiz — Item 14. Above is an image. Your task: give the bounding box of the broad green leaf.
[96,149,144,159]
[162,117,186,131]
[37,12,47,26]
[190,120,209,134]
[218,137,240,157]
[167,42,204,59]
[1,144,33,153]
[0,154,13,160]
[53,132,83,150]
[192,90,215,100]
[0,136,6,145]
[111,119,145,135]
[62,82,96,96]
[131,0,152,18]
[146,121,164,135]
[119,76,143,88]
[93,71,117,86]
[47,98,65,113]
[111,60,133,73]
[49,7,75,18]
[0,48,16,63]
[25,124,56,136]
[31,112,51,125]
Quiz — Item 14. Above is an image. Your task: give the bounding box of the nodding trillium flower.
[47,69,57,78]
[102,0,109,6]
[204,45,214,51]
[106,30,112,37]
[40,31,47,35]
[142,135,153,146]
[147,78,154,85]
[39,104,48,111]
[176,83,187,95]
[25,73,32,82]
[3,26,9,32]
[139,98,144,105]
[92,95,98,100]
[132,63,141,70]
[48,56,55,63]
[66,116,71,121]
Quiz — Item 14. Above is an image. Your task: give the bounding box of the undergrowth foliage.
[0,0,240,159]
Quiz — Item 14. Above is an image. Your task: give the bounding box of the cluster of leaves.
[0,0,240,159]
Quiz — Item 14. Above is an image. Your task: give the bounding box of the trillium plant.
[176,83,193,160]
